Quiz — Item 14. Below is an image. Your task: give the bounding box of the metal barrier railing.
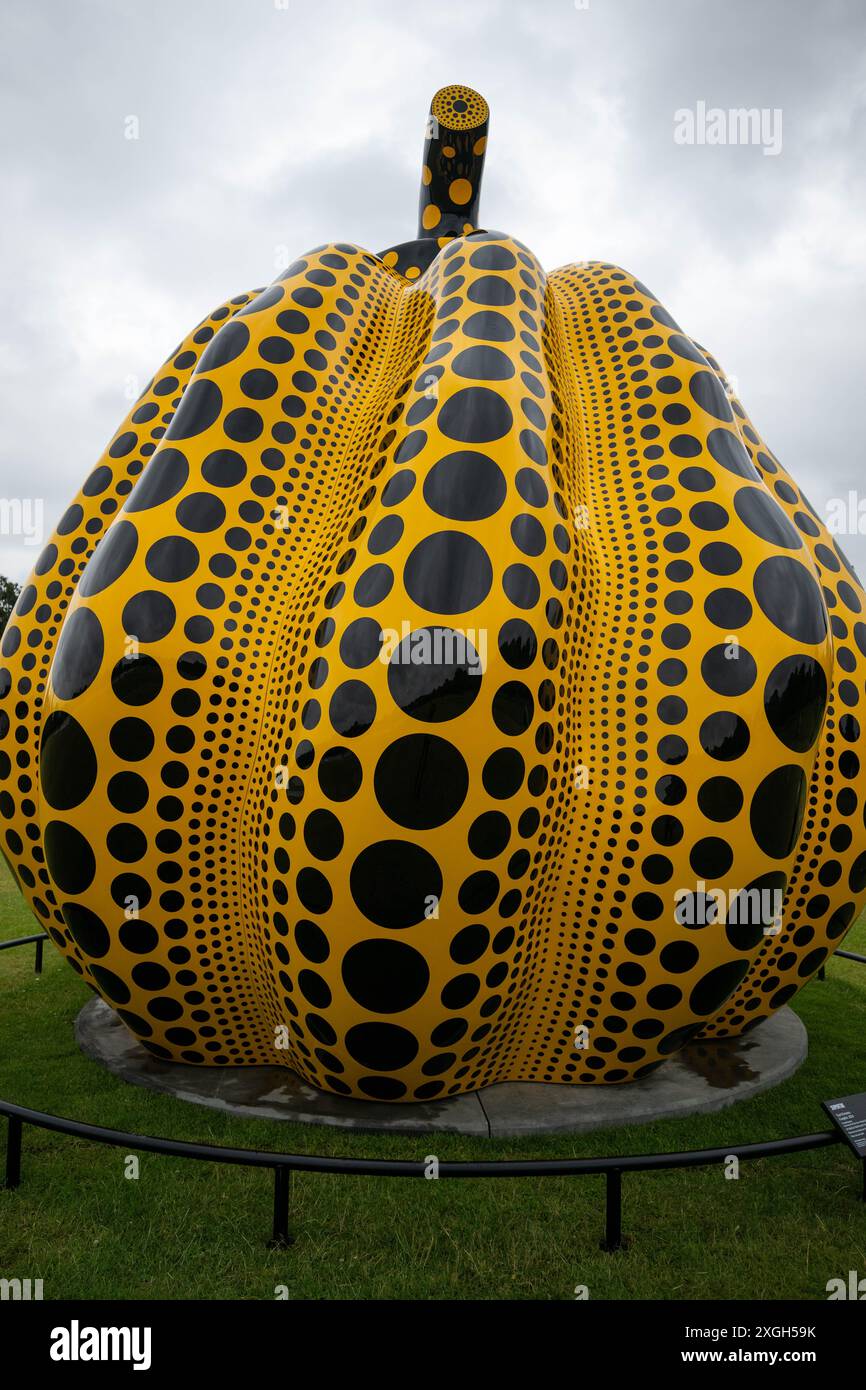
[0,932,44,973]
[1,931,864,1250]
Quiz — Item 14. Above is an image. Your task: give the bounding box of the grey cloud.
[1,0,864,580]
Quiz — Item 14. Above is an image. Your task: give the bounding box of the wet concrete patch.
[76,997,807,1138]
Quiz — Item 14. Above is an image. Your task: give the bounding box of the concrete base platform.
[75,997,807,1138]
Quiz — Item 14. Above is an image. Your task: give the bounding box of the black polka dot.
[482,747,524,798]
[515,468,548,507]
[109,430,137,459]
[452,345,515,381]
[374,733,468,829]
[296,867,332,915]
[79,520,138,597]
[438,387,512,443]
[511,514,545,556]
[329,680,376,737]
[706,428,760,479]
[125,448,189,512]
[176,493,226,533]
[40,712,96,809]
[368,516,403,554]
[423,451,506,520]
[339,618,382,669]
[689,959,750,1015]
[145,536,199,583]
[726,872,786,949]
[317,746,363,801]
[700,542,742,576]
[492,681,534,735]
[404,532,492,613]
[223,407,262,442]
[121,591,176,643]
[198,321,249,370]
[166,378,222,439]
[52,608,104,701]
[470,245,516,270]
[468,275,515,306]
[753,557,827,644]
[63,902,110,958]
[502,563,540,609]
[295,919,330,963]
[381,471,416,506]
[302,808,343,861]
[697,776,743,822]
[498,618,537,669]
[704,588,752,628]
[764,655,828,752]
[345,1021,418,1070]
[350,841,443,929]
[342,939,430,1013]
[387,627,482,721]
[45,820,96,893]
[202,449,247,487]
[463,310,515,342]
[734,487,802,549]
[111,654,162,705]
[353,564,393,607]
[699,710,750,760]
[750,765,807,858]
[689,371,733,421]
[468,811,511,858]
[700,643,757,696]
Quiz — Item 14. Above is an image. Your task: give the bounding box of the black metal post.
[269,1166,294,1248]
[4,1116,22,1189]
[600,1168,624,1251]
[35,938,43,975]
[817,964,826,981]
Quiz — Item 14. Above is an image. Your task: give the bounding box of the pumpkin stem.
[417,85,489,240]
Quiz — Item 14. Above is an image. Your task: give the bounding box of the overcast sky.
[1,0,864,583]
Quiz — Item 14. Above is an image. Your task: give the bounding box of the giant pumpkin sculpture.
[2,85,865,1101]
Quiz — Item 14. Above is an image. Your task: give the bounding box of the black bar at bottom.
[4,1115,22,1189]
[600,1168,624,1251]
[35,938,44,975]
[5,1297,862,1369]
[269,1166,294,1248]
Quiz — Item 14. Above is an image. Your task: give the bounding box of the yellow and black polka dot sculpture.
[2,85,865,1099]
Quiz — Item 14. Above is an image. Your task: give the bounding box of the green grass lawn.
[1,863,864,1302]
